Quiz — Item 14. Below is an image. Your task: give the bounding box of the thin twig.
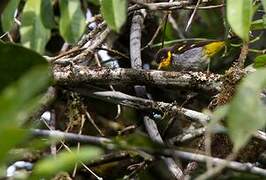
[185,0,201,31]
[168,14,185,39]
[129,1,224,11]
[30,129,111,145]
[72,114,86,177]
[141,16,166,50]
[96,47,129,59]
[85,111,104,136]
[168,128,206,144]
[73,27,112,61]
[130,1,189,10]
[168,150,266,177]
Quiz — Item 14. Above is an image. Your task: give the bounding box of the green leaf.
[40,0,56,29]
[208,105,229,133]
[0,128,27,162]
[0,63,50,163]
[226,0,253,41]
[254,55,266,68]
[101,0,127,32]
[251,19,266,30]
[59,0,86,43]
[251,15,266,30]
[261,0,266,11]
[32,146,103,179]
[20,0,50,53]
[227,69,266,151]
[0,64,50,125]
[0,42,47,91]
[1,0,20,32]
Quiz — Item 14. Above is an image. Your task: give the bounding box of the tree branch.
[53,67,221,92]
[30,129,111,146]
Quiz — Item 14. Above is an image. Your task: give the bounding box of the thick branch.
[53,67,221,92]
[71,89,210,124]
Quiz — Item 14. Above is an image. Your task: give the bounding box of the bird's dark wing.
[170,40,217,54]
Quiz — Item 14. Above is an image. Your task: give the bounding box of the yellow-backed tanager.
[156,40,226,71]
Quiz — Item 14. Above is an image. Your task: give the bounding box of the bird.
[155,40,226,71]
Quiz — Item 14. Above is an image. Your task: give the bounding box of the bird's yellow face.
[158,51,172,70]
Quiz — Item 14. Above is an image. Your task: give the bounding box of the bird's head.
[155,48,172,70]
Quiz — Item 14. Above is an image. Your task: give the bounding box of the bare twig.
[185,0,201,31]
[129,1,224,11]
[130,1,189,11]
[77,22,107,47]
[168,150,266,177]
[144,116,184,179]
[168,14,185,39]
[141,15,166,50]
[169,128,206,144]
[72,114,86,177]
[85,111,104,136]
[96,47,129,59]
[73,28,112,61]
[30,129,111,146]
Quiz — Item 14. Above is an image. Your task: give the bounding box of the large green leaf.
[226,0,253,42]
[0,127,27,162]
[20,0,50,53]
[32,146,103,179]
[101,0,127,32]
[0,64,50,163]
[227,69,266,151]
[40,0,56,29]
[0,64,50,125]
[1,0,20,32]
[254,55,266,68]
[0,42,47,91]
[59,0,86,43]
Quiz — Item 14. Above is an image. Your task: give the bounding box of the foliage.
[101,0,127,32]
[32,146,103,179]
[254,54,266,68]
[1,0,20,32]
[227,69,266,151]
[226,0,253,42]
[59,0,86,43]
[0,0,266,179]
